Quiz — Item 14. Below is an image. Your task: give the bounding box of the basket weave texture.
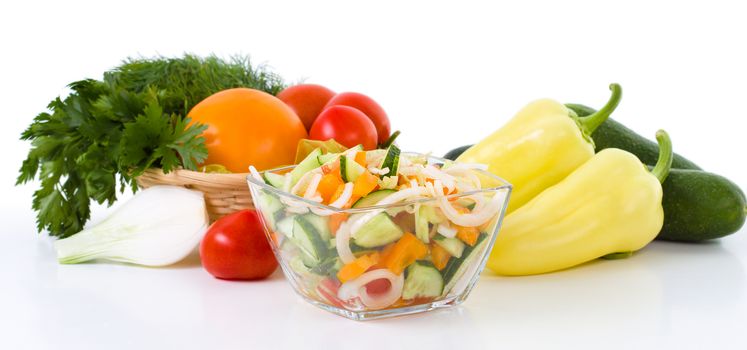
[136,168,253,222]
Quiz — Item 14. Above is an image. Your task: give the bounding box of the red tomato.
[200,210,278,280]
[309,105,378,150]
[324,92,391,144]
[364,279,392,295]
[277,84,336,131]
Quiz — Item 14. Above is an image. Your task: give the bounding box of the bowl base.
[300,294,465,321]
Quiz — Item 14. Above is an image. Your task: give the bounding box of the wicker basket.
[136,168,253,222]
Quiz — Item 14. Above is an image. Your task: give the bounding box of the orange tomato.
[188,88,307,172]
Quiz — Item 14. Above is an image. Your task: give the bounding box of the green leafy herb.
[17,54,286,238]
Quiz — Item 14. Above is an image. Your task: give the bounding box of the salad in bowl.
[247,145,511,320]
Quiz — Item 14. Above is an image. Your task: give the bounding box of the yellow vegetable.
[487,131,673,276]
[457,84,621,213]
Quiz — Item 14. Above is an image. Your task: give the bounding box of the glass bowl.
[247,153,511,320]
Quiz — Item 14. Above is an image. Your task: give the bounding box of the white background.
[2,0,746,349]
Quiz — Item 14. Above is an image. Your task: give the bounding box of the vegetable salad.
[249,145,508,312]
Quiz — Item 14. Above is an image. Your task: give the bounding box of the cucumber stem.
[577,83,622,135]
[651,130,673,183]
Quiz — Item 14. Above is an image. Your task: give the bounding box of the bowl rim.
[246,152,512,214]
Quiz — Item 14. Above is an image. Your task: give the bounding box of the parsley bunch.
[17,55,286,238]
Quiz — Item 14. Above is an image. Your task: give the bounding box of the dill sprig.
[17,54,286,238]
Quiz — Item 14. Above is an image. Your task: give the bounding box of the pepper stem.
[577,83,622,135]
[651,130,673,183]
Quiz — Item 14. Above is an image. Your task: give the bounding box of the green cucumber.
[256,192,283,230]
[275,216,295,238]
[263,172,286,188]
[292,215,330,265]
[442,233,488,294]
[403,261,444,300]
[352,213,404,248]
[309,256,343,277]
[443,145,472,161]
[657,168,746,241]
[421,205,445,224]
[301,214,331,241]
[290,148,322,185]
[340,153,366,182]
[565,104,701,169]
[317,153,338,165]
[380,144,401,177]
[433,235,465,258]
[415,206,430,243]
[352,189,395,208]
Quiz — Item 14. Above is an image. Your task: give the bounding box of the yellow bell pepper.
[487,130,673,276]
[457,84,621,213]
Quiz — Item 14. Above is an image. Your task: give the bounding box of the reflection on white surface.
[2,217,746,349]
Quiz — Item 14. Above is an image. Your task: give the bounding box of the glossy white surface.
[3,207,747,349]
[2,0,747,349]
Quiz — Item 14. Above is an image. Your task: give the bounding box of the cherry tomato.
[200,209,278,280]
[324,92,391,144]
[277,84,336,131]
[309,105,378,150]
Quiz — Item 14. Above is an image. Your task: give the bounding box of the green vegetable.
[565,103,701,169]
[292,214,331,265]
[657,168,746,241]
[263,172,286,188]
[442,233,488,295]
[433,235,466,258]
[54,186,208,266]
[443,145,471,161]
[380,144,401,177]
[352,213,403,248]
[340,152,366,182]
[290,148,322,185]
[415,206,430,243]
[17,54,285,238]
[403,261,444,300]
[563,104,745,241]
[352,189,395,208]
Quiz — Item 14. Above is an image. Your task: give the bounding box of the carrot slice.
[456,225,480,246]
[354,151,367,167]
[329,183,346,204]
[337,252,380,283]
[318,173,343,204]
[328,213,348,236]
[379,232,428,275]
[430,243,451,270]
[353,170,379,197]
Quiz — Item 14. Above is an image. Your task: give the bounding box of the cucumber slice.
[310,256,343,277]
[317,153,338,165]
[340,153,366,182]
[352,213,404,248]
[292,215,330,265]
[442,233,488,294]
[403,261,444,300]
[415,206,430,243]
[263,172,286,188]
[434,235,466,258]
[421,205,445,224]
[380,144,401,177]
[256,192,284,230]
[352,189,395,208]
[290,148,322,185]
[275,216,295,239]
[301,214,331,241]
